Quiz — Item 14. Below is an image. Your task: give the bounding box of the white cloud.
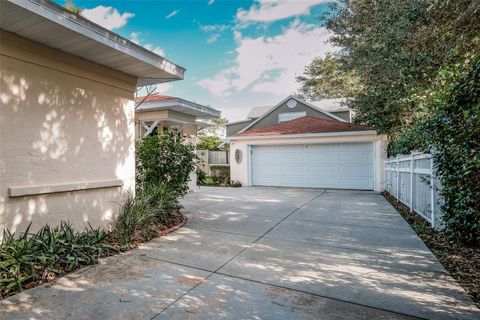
[165,10,179,19]
[207,34,221,44]
[130,32,141,44]
[198,20,335,97]
[82,5,134,30]
[200,24,228,32]
[144,44,165,57]
[236,0,329,23]
[130,32,166,57]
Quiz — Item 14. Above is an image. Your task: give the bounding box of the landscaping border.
[156,213,187,237]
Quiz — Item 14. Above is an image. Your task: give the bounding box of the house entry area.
[251,142,374,190]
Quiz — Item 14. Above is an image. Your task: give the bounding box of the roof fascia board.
[8,0,185,79]
[228,130,379,140]
[136,100,220,117]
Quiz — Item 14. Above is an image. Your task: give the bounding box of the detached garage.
[228,98,387,192]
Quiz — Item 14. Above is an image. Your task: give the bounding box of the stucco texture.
[0,31,137,235]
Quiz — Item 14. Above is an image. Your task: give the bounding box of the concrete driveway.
[1,187,478,319]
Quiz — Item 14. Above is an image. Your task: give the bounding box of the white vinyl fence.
[385,152,443,228]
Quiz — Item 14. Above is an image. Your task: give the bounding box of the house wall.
[248,100,337,131]
[226,120,254,137]
[0,31,137,235]
[229,134,387,192]
[331,110,351,122]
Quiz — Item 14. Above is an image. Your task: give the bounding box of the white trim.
[8,179,123,197]
[229,130,378,141]
[226,119,254,126]
[238,95,347,134]
[4,0,185,84]
[136,98,220,117]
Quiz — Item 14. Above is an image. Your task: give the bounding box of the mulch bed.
[383,192,480,307]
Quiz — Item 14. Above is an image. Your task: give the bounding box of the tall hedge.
[421,58,480,243]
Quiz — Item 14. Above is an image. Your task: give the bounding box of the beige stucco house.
[0,0,184,235]
[228,96,387,192]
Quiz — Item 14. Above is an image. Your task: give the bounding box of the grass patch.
[384,192,480,307]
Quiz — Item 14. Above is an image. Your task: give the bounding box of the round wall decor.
[287,99,297,108]
[235,149,242,164]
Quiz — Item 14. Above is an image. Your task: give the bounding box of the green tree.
[198,117,228,138]
[197,136,222,151]
[420,58,480,243]
[324,0,479,134]
[296,53,361,99]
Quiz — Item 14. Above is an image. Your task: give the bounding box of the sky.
[57,0,336,121]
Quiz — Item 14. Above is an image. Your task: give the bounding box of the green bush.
[197,136,222,151]
[136,132,198,199]
[421,58,480,244]
[210,165,230,185]
[111,192,156,245]
[196,168,208,185]
[0,223,116,296]
[391,57,480,243]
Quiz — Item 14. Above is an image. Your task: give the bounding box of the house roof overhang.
[0,0,185,86]
[228,130,380,141]
[136,96,221,118]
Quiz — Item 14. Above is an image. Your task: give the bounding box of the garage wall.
[0,32,137,235]
[229,134,387,192]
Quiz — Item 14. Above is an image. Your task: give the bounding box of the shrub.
[391,57,480,243]
[197,136,222,151]
[136,132,198,199]
[196,168,208,185]
[210,165,230,185]
[111,192,156,245]
[0,223,116,296]
[111,182,179,245]
[420,58,480,244]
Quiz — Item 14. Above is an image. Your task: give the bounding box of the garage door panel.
[305,153,337,163]
[280,177,307,187]
[309,144,336,152]
[339,142,371,151]
[338,152,371,163]
[280,153,305,163]
[307,178,336,188]
[251,143,374,190]
[338,179,373,189]
[338,166,372,177]
[307,166,337,177]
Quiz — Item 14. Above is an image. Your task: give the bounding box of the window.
[278,112,306,122]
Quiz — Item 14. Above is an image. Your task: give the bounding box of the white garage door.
[251,143,374,190]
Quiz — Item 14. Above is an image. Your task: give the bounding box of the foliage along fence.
[385,152,443,228]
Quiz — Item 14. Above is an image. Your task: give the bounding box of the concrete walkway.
[1,187,478,319]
